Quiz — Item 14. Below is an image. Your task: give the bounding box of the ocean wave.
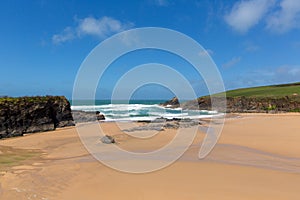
[71,103,221,121]
[71,104,162,112]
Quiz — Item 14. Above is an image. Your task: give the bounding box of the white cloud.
[77,17,133,38]
[288,68,300,75]
[274,65,300,79]
[225,0,275,33]
[118,30,144,47]
[246,65,300,85]
[222,56,241,68]
[225,65,300,90]
[198,49,214,57]
[266,0,300,33]
[52,16,133,44]
[52,27,75,44]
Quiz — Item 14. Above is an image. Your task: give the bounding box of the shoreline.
[0,113,300,199]
[1,112,299,141]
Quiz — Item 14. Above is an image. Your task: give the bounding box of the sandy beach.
[0,113,300,199]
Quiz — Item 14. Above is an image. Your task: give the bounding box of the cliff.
[0,96,74,139]
[179,96,300,113]
[162,83,300,113]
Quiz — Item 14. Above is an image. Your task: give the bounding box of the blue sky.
[1,0,300,99]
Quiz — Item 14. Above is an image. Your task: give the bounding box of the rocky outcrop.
[0,96,74,139]
[160,97,180,108]
[163,96,300,113]
[123,118,200,132]
[224,96,300,113]
[72,110,106,123]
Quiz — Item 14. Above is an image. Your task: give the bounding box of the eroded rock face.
[224,96,300,113]
[160,97,180,108]
[163,96,300,113]
[0,96,74,139]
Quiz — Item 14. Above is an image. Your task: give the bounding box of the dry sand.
[0,113,300,199]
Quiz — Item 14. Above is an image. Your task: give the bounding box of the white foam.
[71,103,222,121]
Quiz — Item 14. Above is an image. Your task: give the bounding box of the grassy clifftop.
[0,96,69,104]
[219,82,300,98]
[165,82,300,113]
[208,82,300,112]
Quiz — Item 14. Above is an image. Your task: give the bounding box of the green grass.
[0,95,67,104]
[0,146,40,170]
[219,82,300,98]
[290,108,300,112]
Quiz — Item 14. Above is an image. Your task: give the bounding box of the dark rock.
[124,118,199,132]
[72,111,97,123]
[152,117,167,123]
[163,120,199,129]
[137,117,167,123]
[0,96,74,139]
[168,118,184,121]
[123,124,164,132]
[137,120,152,123]
[96,113,105,120]
[72,111,106,123]
[101,135,115,144]
[160,97,180,108]
[163,122,179,129]
[163,96,300,113]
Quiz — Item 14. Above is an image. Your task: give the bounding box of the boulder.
[96,111,105,120]
[101,135,115,144]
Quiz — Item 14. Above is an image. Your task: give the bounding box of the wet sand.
[0,113,300,199]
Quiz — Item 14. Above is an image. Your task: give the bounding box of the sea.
[70,100,220,122]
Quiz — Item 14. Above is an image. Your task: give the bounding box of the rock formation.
[162,96,300,113]
[72,110,106,123]
[96,111,105,120]
[101,135,115,144]
[0,96,74,138]
[160,97,180,108]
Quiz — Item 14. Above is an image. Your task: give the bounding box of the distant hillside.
[162,82,300,113]
[219,82,300,98]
